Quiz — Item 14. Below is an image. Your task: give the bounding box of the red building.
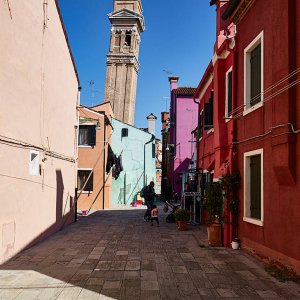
[195,0,300,274]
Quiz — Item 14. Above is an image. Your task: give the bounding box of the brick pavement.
[0,202,299,299]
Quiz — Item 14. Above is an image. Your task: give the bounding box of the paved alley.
[0,203,299,300]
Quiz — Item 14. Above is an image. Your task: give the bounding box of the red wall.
[234,0,300,273]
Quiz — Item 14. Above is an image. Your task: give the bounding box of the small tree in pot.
[174,208,190,231]
[220,170,241,249]
[204,181,223,246]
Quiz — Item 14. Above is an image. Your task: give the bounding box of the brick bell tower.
[104,0,145,125]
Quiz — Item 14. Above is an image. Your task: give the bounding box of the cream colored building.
[104,0,145,125]
[0,0,80,263]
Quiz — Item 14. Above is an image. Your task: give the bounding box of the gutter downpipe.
[75,86,81,222]
[144,134,155,186]
[102,116,107,210]
[231,34,238,241]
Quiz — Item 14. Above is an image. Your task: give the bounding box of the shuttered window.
[226,70,233,117]
[250,44,261,106]
[198,111,203,139]
[244,149,263,226]
[250,154,261,219]
[204,91,214,130]
[244,31,263,111]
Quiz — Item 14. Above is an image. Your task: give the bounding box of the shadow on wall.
[22,169,75,251]
[174,158,191,194]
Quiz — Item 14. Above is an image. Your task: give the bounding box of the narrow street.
[0,203,299,300]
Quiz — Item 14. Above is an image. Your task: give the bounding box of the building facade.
[168,77,197,196]
[195,0,300,273]
[104,0,145,125]
[224,0,300,274]
[111,119,156,206]
[0,0,79,263]
[77,103,114,211]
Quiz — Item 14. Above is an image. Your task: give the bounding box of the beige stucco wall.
[0,0,79,263]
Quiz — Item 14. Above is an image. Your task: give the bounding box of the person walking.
[150,205,159,227]
[143,181,156,221]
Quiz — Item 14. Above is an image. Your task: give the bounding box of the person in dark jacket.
[143,181,156,221]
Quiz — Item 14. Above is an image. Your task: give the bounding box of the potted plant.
[220,170,241,249]
[204,181,223,246]
[174,208,190,231]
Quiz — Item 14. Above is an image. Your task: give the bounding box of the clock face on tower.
[104,0,145,126]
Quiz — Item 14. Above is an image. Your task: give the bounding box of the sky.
[58,0,216,136]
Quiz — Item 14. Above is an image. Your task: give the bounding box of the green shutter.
[227,71,232,116]
[250,44,261,106]
[250,154,261,219]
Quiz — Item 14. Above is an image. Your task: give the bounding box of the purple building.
[168,77,198,196]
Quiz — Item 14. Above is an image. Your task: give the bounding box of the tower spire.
[104,0,145,125]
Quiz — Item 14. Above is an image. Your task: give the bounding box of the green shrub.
[174,209,190,222]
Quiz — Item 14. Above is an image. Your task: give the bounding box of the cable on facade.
[232,122,300,146]
[0,135,75,163]
[229,66,300,117]
[233,77,300,119]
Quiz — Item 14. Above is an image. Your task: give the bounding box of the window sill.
[78,145,93,148]
[225,116,232,123]
[207,128,214,135]
[243,101,263,116]
[79,191,93,194]
[243,216,263,226]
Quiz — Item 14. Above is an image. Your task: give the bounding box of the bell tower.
[104,0,145,125]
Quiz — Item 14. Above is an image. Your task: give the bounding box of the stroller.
[163,200,181,223]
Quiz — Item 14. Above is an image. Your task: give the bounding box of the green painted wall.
[111,119,156,205]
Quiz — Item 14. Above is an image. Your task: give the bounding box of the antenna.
[162,97,169,111]
[163,69,173,75]
[88,80,95,106]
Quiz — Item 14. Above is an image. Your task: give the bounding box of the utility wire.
[228,66,300,116]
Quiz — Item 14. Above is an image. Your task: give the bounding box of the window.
[244,31,264,113]
[29,150,39,176]
[225,68,233,118]
[78,125,96,146]
[78,169,93,192]
[204,91,214,130]
[197,110,203,139]
[244,149,263,226]
[121,128,128,137]
[152,143,155,159]
[125,31,131,47]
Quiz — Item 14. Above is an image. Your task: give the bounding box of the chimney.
[168,76,179,91]
[210,0,231,49]
[147,113,157,136]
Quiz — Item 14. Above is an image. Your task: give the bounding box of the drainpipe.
[102,116,107,210]
[75,86,81,222]
[144,134,155,186]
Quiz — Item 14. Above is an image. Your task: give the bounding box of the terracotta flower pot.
[177,221,187,231]
[207,223,222,246]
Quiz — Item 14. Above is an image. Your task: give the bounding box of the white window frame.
[29,150,39,176]
[243,148,264,226]
[198,109,203,141]
[225,67,233,121]
[78,124,96,148]
[78,168,94,194]
[243,31,264,116]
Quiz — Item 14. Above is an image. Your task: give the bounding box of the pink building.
[0,0,79,263]
[167,77,197,196]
